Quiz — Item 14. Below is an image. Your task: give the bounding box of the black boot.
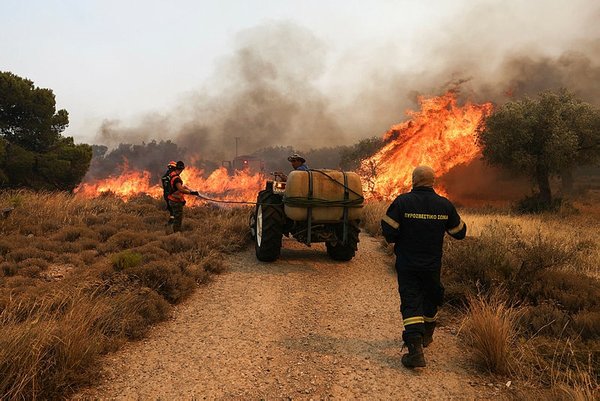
[423,322,436,348]
[401,339,426,368]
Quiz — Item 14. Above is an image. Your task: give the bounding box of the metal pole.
[235,137,240,157]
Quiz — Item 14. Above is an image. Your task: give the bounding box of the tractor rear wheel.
[326,221,360,261]
[254,190,284,262]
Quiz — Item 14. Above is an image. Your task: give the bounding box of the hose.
[194,169,365,208]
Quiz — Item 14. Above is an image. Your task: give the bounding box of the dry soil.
[74,234,506,400]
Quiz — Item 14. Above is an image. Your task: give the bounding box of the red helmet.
[167,160,177,169]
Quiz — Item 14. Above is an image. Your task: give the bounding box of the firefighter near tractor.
[250,169,365,262]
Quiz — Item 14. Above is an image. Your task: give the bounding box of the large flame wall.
[76,91,492,204]
[360,91,493,199]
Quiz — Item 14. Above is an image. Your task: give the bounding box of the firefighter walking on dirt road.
[162,160,199,233]
[381,165,467,369]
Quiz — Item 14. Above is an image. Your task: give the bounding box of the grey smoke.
[96,22,346,160]
[92,2,600,186]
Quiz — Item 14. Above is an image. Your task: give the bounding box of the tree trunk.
[561,168,574,196]
[536,163,552,204]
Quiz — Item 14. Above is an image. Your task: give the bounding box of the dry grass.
[363,199,600,397]
[0,190,252,399]
[461,293,521,375]
[361,200,387,237]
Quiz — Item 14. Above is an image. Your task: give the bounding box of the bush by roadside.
[362,201,600,399]
[0,190,252,400]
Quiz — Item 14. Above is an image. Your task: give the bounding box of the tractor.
[250,169,364,262]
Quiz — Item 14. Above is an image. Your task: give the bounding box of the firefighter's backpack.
[161,171,175,199]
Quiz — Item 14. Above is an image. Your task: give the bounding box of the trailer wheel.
[254,190,284,262]
[326,221,360,261]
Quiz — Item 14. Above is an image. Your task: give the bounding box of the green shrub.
[111,251,143,271]
[131,243,169,263]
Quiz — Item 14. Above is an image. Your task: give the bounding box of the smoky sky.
[94,2,600,162]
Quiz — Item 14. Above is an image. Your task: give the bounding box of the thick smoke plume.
[89,1,600,201]
[94,23,345,160]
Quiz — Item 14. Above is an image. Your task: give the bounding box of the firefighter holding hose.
[161,160,199,233]
[381,165,466,369]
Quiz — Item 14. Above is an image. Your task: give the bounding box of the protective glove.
[190,190,200,196]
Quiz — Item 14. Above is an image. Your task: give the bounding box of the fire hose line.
[194,169,365,207]
[193,193,362,208]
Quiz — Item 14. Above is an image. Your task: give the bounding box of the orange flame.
[75,161,265,205]
[360,91,493,200]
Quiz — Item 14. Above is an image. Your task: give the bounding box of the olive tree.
[478,90,600,206]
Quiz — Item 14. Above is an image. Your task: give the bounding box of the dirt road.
[76,235,502,400]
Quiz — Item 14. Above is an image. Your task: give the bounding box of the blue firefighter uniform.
[381,184,466,367]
